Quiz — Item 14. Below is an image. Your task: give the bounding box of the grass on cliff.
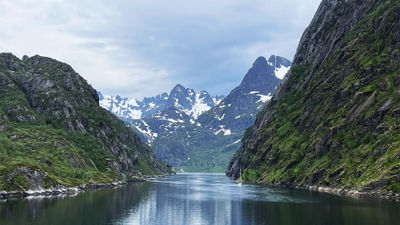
[0,62,163,191]
[172,132,242,173]
[241,0,400,193]
[0,120,160,191]
[0,122,121,191]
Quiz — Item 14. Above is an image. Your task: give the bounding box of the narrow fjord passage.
[1,174,399,225]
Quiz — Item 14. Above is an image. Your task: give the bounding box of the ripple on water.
[148,173,314,204]
[1,173,399,225]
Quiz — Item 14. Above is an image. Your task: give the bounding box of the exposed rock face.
[99,84,223,123]
[99,56,290,170]
[5,166,48,190]
[150,56,290,169]
[197,56,284,134]
[124,85,224,145]
[227,0,400,195]
[0,53,173,192]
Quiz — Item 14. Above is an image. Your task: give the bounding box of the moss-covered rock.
[0,53,173,192]
[227,0,400,194]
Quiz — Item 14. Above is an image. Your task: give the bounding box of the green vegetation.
[0,123,118,190]
[176,136,241,173]
[0,54,166,191]
[158,128,243,173]
[237,0,400,193]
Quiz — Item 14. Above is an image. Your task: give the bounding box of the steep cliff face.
[227,0,400,194]
[0,53,173,192]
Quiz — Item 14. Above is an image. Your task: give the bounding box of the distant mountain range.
[100,55,291,171]
[99,85,223,122]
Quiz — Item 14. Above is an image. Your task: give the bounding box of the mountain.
[227,0,400,197]
[99,55,290,170]
[99,85,223,122]
[0,53,173,192]
[100,85,223,145]
[151,55,290,170]
[98,91,169,121]
[197,55,289,134]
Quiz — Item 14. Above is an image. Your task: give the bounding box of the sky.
[0,0,321,99]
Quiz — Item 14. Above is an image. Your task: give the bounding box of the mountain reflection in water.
[0,173,399,225]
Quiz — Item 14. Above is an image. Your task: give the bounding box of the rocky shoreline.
[251,181,400,202]
[0,174,170,199]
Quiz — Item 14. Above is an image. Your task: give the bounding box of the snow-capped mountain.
[197,55,288,135]
[99,85,223,122]
[151,55,291,168]
[100,55,291,170]
[129,107,197,144]
[166,84,224,119]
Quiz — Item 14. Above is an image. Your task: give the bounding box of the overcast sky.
[0,0,321,99]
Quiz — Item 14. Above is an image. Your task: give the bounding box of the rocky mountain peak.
[170,84,186,93]
[239,55,288,93]
[268,55,291,68]
[100,83,224,125]
[252,56,268,67]
[168,84,195,109]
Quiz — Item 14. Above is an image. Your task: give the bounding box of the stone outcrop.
[227,0,400,200]
[0,53,174,193]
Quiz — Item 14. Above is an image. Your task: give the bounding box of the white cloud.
[0,0,321,98]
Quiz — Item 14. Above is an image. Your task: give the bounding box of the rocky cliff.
[0,53,173,192]
[227,0,400,195]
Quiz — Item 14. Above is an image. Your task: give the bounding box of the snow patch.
[233,139,241,144]
[167,118,185,123]
[131,121,157,143]
[215,113,225,121]
[99,95,143,120]
[183,93,212,119]
[214,125,232,136]
[257,93,273,103]
[275,65,290,79]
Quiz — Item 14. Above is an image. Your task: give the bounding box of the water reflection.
[0,182,151,225]
[0,173,399,225]
[115,173,400,225]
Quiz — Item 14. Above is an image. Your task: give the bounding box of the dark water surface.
[0,173,399,225]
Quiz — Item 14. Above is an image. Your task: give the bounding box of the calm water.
[0,173,399,225]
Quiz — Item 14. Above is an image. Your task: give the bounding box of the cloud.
[0,0,321,99]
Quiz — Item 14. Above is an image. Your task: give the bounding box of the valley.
[0,0,399,224]
[100,56,291,172]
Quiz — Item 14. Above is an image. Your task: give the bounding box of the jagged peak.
[159,92,169,97]
[28,54,58,63]
[172,83,186,91]
[0,52,19,60]
[169,84,197,98]
[268,55,291,68]
[252,56,268,67]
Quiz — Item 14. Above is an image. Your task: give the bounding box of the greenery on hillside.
[238,0,400,192]
[0,54,168,191]
[175,133,242,173]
